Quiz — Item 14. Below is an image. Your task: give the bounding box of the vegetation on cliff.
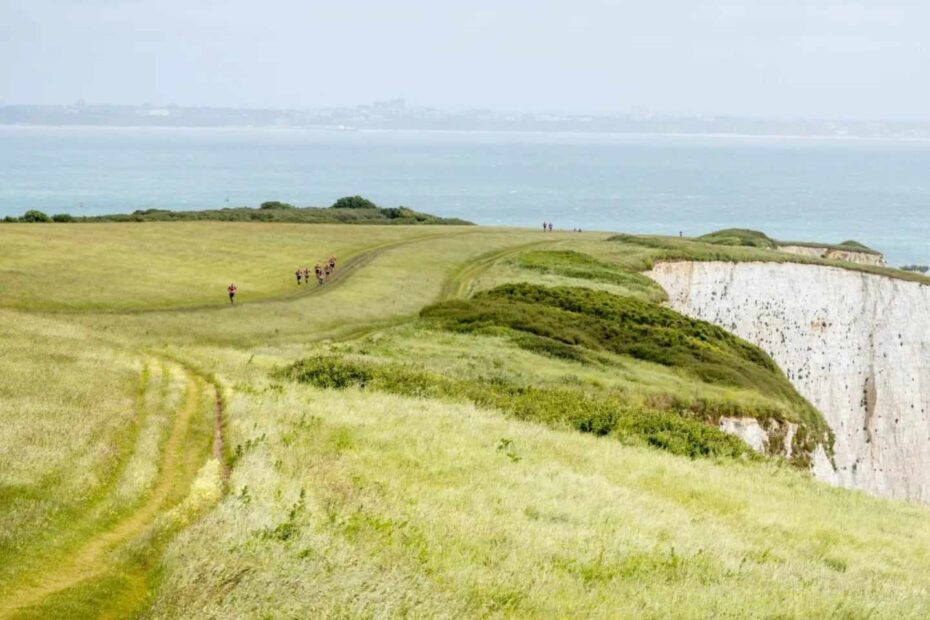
[0,196,473,225]
[696,227,879,255]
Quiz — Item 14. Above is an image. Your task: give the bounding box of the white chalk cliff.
[646,261,930,503]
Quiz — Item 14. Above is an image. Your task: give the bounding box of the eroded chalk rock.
[777,245,886,267]
[647,260,930,503]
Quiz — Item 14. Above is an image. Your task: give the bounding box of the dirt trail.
[0,364,223,618]
[439,240,556,300]
[44,229,474,316]
[0,233,544,616]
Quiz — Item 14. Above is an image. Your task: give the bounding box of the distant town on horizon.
[2,99,929,140]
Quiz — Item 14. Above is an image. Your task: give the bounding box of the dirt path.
[439,239,556,300]
[0,364,224,618]
[45,230,476,316]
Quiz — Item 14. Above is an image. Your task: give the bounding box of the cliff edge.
[646,260,930,502]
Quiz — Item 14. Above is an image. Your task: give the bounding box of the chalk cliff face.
[646,261,930,503]
[777,245,886,267]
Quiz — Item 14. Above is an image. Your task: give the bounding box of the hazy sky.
[1,0,927,119]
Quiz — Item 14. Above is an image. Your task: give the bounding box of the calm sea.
[1,125,928,265]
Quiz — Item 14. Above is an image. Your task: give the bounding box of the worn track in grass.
[0,362,225,619]
[44,230,477,316]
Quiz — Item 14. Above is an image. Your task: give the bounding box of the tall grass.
[4,222,930,617]
[278,354,755,460]
[150,384,930,618]
[0,310,140,584]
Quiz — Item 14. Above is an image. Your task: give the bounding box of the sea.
[1,125,928,265]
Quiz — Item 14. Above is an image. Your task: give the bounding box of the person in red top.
[227,283,237,304]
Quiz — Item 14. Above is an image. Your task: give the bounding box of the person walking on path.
[227,283,237,304]
[542,221,548,232]
[548,222,553,232]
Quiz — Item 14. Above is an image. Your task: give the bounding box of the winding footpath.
[0,231,547,617]
[0,361,225,618]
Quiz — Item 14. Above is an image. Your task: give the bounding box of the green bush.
[331,195,379,210]
[61,203,472,226]
[21,210,51,223]
[277,355,757,461]
[260,201,296,210]
[420,284,829,459]
[52,213,74,222]
[286,355,373,389]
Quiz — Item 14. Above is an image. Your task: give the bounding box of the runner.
[329,256,336,271]
[548,222,553,232]
[303,266,310,283]
[227,282,237,304]
[295,269,302,285]
[542,221,547,232]
[315,264,324,285]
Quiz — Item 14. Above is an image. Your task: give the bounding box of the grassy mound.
[697,229,878,255]
[515,250,664,299]
[781,238,881,255]
[697,228,777,248]
[421,283,828,459]
[838,240,875,252]
[278,355,755,460]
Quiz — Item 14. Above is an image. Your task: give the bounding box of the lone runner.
[227,282,237,304]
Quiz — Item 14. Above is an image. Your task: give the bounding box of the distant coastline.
[3,123,930,145]
[2,102,929,141]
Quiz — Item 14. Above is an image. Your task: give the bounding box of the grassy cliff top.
[2,222,930,617]
[610,232,929,285]
[698,228,879,254]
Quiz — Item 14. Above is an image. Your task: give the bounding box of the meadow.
[2,222,930,618]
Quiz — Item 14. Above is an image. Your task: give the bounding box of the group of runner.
[226,256,337,304]
[296,256,337,286]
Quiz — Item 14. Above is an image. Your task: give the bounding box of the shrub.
[420,284,829,458]
[21,209,51,223]
[286,355,373,389]
[901,265,929,274]
[277,355,758,461]
[260,201,296,210]
[331,195,378,210]
[52,213,74,222]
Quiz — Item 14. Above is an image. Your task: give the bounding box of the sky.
[1,0,927,119]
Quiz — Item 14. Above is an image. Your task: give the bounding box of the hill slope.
[1,223,928,618]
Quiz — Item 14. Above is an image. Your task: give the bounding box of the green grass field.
[2,222,929,618]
